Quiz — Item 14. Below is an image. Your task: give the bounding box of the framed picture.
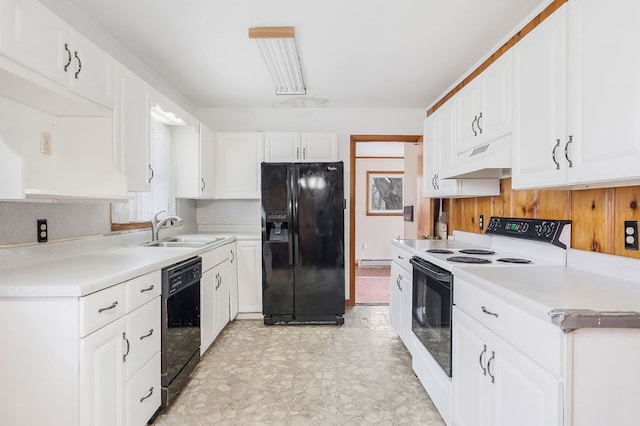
[366,171,403,216]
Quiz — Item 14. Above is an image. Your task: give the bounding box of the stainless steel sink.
[143,241,209,248]
[162,236,227,244]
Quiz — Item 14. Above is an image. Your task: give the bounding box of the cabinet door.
[422,115,439,198]
[452,307,491,426]
[566,0,640,186]
[117,65,150,191]
[457,80,481,154]
[436,99,462,195]
[512,5,568,189]
[264,132,300,162]
[399,270,413,353]
[237,240,262,313]
[389,263,403,336]
[489,333,562,426]
[478,52,512,146]
[200,270,216,355]
[301,132,338,162]
[175,124,201,198]
[125,298,160,380]
[228,243,239,320]
[67,29,115,108]
[215,132,264,199]
[0,0,69,86]
[214,261,230,338]
[80,317,125,426]
[200,124,216,198]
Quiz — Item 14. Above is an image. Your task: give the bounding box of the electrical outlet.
[624,220,638,250]
[37,219,48,243]
[40,132,52,155]
[479,214,484,231]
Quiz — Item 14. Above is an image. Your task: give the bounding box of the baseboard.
[357,259,391,267]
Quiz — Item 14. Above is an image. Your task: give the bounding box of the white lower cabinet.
[228,243,239,320]
[237,239,262,314]
[126,352,161,426]
[452,307,562,426]
[213,261,230,337]
[80,316,127,426]
[389,249,413,353]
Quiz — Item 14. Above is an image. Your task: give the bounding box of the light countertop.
[0,235,237,298]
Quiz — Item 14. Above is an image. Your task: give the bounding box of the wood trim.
[348,134,421,307]
[356,156,405,160]
[111,222,151,232]
[248,27,295,39]
[427,0,568,116]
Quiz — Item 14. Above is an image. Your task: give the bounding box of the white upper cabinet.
[512,5,568,189]
[175,123,216,199]
[264,132,338,162]
[115,65,150,192]
[423,103,500,198]
[215,132,264,199]
[513,0,640,190]
[0,0,115,109]
[456,52,512,157]
[565,0,640,187]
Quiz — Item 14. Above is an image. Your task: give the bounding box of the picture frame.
[366,171,403,216]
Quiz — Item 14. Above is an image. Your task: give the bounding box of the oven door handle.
[410,258,452,283]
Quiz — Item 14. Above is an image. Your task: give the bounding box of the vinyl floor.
[153,305,445,425]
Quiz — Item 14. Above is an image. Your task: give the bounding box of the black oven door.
[410,256,453,377]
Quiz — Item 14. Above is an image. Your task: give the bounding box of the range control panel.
[485,217,571,248]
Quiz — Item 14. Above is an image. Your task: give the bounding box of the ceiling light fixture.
[249,26,306,95]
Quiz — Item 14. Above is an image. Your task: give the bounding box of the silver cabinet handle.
[472,115,478,136]
[64,43,72,71]
[302,147,306,159]
[140,387,153,403]
[230,250,235,263]
[98,301,118,313]
[564,135,573,168]
[296,147,300,160]
[74,51,81,79]
[479,344,488,375]
[122,332,130,363]
[434,173,439,190]
[201,178,206,191]
[552,139,560,170]
[148,164,154,183]
[481,306,499,318]
[487,351,496,383]
[397,255,404,260]
[140,329,154,340]
[477,112,483,134]
[140,285,154,293]
[398,275,403,292]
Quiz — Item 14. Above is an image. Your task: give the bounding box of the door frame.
[347,134,422,306]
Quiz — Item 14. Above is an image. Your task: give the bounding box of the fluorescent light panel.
[250,27,306,95]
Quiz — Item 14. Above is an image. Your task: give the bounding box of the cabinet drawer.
[125,297,161,379]
[79,283,126,337]
[391,245,412,272]
[202,244,229,272]
[454,278,563,375]
[125,270,161,313]
[126,352,161,426]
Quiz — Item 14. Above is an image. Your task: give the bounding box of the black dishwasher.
[160,256,202,408]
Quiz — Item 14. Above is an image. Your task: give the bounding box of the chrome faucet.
[151,210,183,241]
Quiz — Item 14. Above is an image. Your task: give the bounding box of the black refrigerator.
[261,162,345,325]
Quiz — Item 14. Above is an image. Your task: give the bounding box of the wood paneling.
[614,186,640,258]
[571,189,614,253]
[434,180,640,259]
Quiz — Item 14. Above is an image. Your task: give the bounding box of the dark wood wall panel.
[439,179,640,259]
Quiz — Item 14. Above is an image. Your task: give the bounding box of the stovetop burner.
[426,249,454,254]
[459,249,496,255]
[446,256,491,264]
[497,258,532,264]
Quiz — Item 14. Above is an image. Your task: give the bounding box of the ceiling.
[48,0,547,110]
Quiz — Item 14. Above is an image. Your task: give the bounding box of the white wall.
[355,158,404,262]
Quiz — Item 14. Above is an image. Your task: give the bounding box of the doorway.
[348,135,421,306]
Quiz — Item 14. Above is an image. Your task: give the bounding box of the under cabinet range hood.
[439,135,512,179]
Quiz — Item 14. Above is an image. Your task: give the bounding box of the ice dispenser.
[266,209,289,242]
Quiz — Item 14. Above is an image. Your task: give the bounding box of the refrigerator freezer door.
[294,162,345,320]
[261,163,294,319]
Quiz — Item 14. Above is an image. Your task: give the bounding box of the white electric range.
[398,217,571,425]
